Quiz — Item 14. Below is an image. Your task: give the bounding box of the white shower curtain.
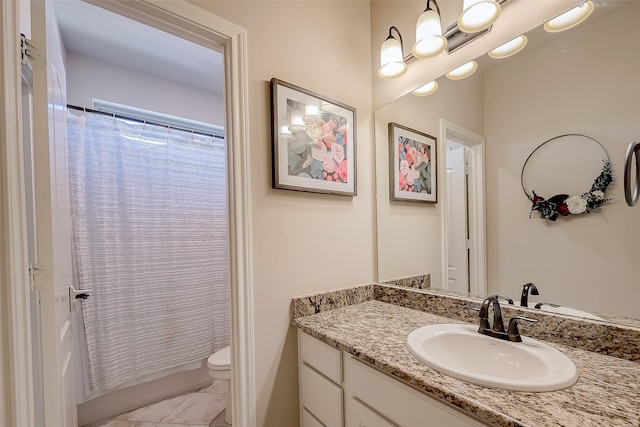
[67,111,229,401]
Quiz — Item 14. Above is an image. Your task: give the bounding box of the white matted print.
[389,122,437,203]
[271,78,356,196]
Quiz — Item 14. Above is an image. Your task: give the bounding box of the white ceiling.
[53,0,224,94]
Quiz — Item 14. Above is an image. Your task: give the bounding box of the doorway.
[57,1,225,424]
[440,120,486,297]
[1,1,254,426]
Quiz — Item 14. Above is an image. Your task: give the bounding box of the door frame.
[439,119,487,297]
[0,1,255,426]
[0,1,36,426]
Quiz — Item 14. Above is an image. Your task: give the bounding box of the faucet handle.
[495,295,514,305]
[534,302,561,309]
[507,316,538,342]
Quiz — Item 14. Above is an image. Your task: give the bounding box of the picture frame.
[270,78,357,196]
[389,122,437,203]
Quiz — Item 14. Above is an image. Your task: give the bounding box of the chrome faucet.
[520,282,539,307]
[476,295,538,342]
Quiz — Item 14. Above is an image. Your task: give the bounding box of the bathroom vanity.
[299,330,484,426]
[292,284,640,426]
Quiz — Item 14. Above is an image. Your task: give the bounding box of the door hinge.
[20,34,43,69]
[28,263,43,291]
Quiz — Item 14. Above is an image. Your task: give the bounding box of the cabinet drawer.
[344,355,485,426]
[299,330,342,384]
[348,398,398,427]
[300,363,343,427]
[301,407,325,427]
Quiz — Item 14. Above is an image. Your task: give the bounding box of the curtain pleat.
[67,112,229,400]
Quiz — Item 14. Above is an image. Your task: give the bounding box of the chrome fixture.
[443,20,490,54]
[520,282,539,307]
[476,295,538,342]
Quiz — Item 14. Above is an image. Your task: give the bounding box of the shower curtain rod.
[67,104,222,139]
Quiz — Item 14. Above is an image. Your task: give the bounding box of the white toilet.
[207,346,232,424]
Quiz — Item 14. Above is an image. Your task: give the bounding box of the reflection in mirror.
[442,122,485,297]
[375,1,640,327]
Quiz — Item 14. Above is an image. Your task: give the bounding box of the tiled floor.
[83,381,231,427]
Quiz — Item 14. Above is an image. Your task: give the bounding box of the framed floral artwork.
[270,78,356,196]
[389,122,437,203]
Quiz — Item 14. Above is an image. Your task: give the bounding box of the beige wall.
[484,3,640,317]
[189,2,375,425]
[65,52,225,126]
[375,73,484,284]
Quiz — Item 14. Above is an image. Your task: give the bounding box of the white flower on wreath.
[591,190,605,201]
[566,195,587,214]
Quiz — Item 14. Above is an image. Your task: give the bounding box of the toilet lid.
[207,346,230,370]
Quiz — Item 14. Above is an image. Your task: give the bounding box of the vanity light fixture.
[445,61,478,80]
[544,0,594,33]
[378,26,408,79]
[412,80,439,96]
[412,0,447,59]
[458,0,501,33]
[488,35,528,59]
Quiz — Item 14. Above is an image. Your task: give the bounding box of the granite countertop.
[292,300,640,427]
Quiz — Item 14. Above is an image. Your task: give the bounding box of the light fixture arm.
[425,0,441,18]
[387,26,404,53]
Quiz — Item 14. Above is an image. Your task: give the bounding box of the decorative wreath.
[521,134,613,221]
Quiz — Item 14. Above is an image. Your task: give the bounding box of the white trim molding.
[0,1,36,426]
[440,119,487,297]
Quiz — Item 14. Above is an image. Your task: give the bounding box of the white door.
[28,0,77,425]
[446,141,469,293]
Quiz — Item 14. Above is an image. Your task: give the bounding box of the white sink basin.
[407,324,578,392]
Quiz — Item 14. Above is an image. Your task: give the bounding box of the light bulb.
[412,80,438,96]
[445,61,478,80]
[378,27,407,79]
[412,9,447,58]
[488,35,528,59]
[458,0,501,33]
[544,1,594,33]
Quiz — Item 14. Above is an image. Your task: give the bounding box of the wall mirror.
[375,1,640,327]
